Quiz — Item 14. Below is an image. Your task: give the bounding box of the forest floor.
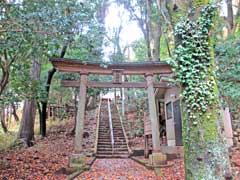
[76,158,184,180]
[0,119,74,180]
[0,111,240,179]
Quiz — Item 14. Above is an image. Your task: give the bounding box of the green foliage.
[131,34,172,61]
[170,4,217,122]
[160,36,172,59]
[131,38,148,61]
[192,0,209,7]
[0,1,104,109]
[109,52,125,62]
[0,132,16,151]
[215,33,240,106]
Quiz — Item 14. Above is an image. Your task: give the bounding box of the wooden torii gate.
[50,58,173,155]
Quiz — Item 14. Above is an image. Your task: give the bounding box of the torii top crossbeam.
[50,57,172,75]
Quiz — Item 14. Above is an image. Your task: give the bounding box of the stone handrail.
[116,104,131,154]
[94,98,102,155]
[107,99,115,152]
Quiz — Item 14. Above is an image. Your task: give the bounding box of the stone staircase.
[96,99,129,158]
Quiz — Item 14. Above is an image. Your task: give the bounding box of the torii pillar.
[74,73,88,153]
[146,73,166,165]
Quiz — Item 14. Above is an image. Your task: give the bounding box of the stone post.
[146,74,161,151]
[74,73,87,152]
[146,73,166,165]
[222,107,233,147]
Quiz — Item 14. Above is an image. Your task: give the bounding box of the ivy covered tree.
[168,2,232,179]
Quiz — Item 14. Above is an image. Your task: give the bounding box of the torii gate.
[50,57,173,156]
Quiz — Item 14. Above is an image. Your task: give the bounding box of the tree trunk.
[167,1,232,179]
[143,17,152,60]
[150,26,161,60]
[18,60,41,146]
[227,0,234,31]
[233,0,240,32]
[0,109,8,133]
[40,45,67,137]
[18,101,37,146]
[11,103,19,122]
[39,68,55,137]
[146,0,162,61]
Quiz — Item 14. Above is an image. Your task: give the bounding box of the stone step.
[98,132,110,134]
[97,151,129,155]
[113,130,123,132]
[98,139,126,142]
[97,147,128,151]
[97,102,129,157]
[113,141,127,143]
[98,140,112,143]
[98,142,127,146]
[98,131,110,133]
[112,130,124,132]
[113,135,125,137]
[113,132,124,134]
[114,136,125,141]
[98,135,111,137]
[114,141,127,143]
[98,139,111,142]
[98,136,111,138]
[97,143,112,146]
[98,140,111,142]
[97,145,112,148]
[98,134,111,136]
[95,154,129,158]
[113,128,123,130]
[98,137,111,139]
[114,143,128,146]
[98,137,125,140]
[97,141,112,144]
[100,132,123,135]
[113,129,123,131]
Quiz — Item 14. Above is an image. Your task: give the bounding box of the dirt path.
[76,158,158,180]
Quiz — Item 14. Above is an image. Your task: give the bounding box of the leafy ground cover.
[77,158,184,180]
[0,119,74,180]
[231,148,240,179]
[0,114,239,180]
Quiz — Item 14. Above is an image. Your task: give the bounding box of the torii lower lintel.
[61,80,173,88]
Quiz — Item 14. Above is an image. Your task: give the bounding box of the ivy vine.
[171,4,218,122]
